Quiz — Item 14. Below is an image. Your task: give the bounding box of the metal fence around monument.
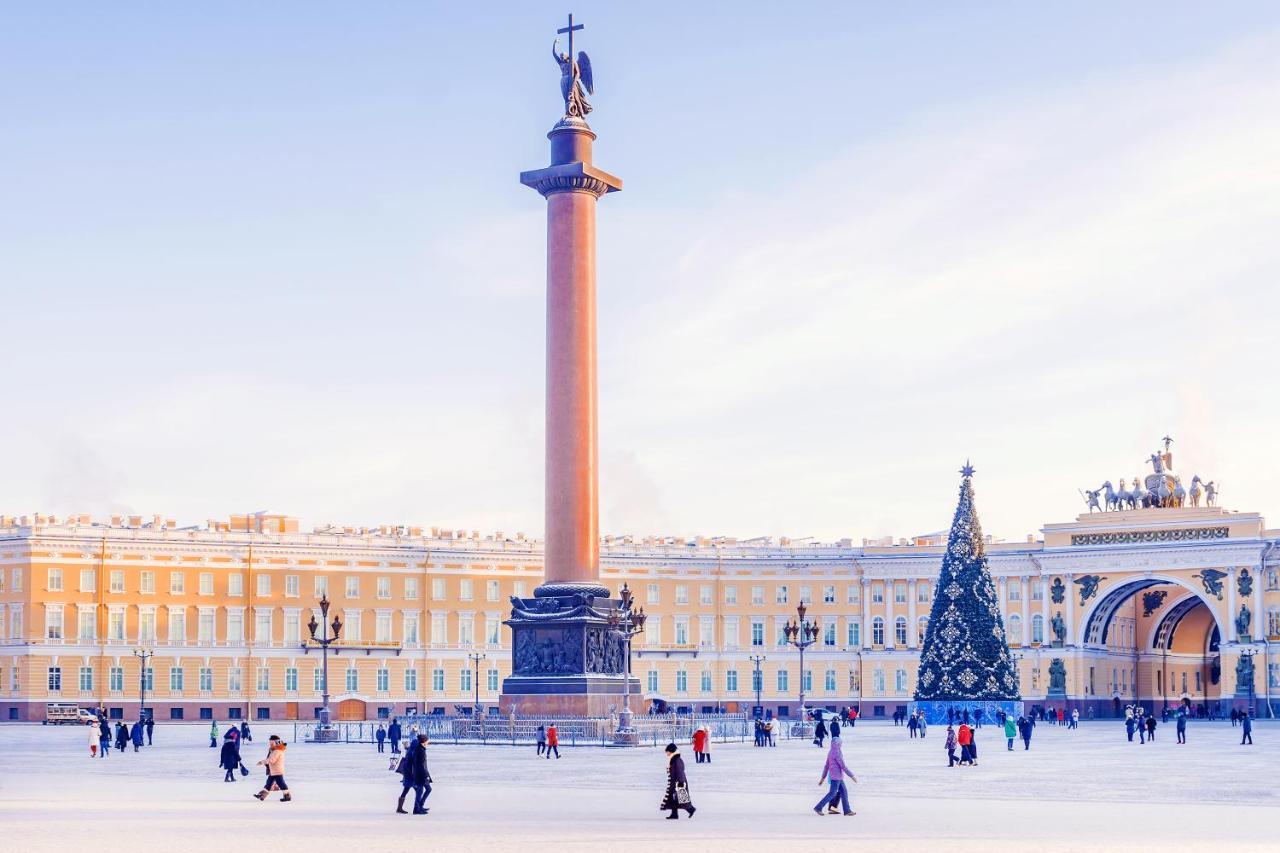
[293,712,751,747]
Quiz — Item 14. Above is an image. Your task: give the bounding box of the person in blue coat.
[1240,712,1253,745]
[99,718,112,757]
[387,718,402,755]
[219,734,242,782]
[376,724,387,753]
[130,720,144,752]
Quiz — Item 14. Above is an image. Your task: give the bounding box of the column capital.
[520,162,622,198]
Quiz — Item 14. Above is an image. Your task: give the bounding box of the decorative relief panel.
[1070,527,1229,546]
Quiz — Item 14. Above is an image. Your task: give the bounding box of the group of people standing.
[535,723,561,758]
[86,713,150,757]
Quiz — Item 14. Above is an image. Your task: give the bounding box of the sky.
[2,2,1279,543]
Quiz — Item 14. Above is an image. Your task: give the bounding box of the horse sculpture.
[1100,480,1122,512]
[1189,475,1203,507]
[1171,476,1186,508]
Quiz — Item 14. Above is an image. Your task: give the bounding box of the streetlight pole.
[132,647,153,723]
[468,651,486,717]
[749,655,766,714]
[783,602,820,721]
[307,595,342,741]
[609,582,646,744]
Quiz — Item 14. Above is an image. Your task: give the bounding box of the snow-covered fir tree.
[914,462,1021,701]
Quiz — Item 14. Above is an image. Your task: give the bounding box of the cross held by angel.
[553,14,594,118]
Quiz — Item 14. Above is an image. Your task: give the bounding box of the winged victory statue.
[554,39,594,118]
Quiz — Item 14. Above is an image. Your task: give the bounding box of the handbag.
[675,784,691,805]
[239,763,249,777]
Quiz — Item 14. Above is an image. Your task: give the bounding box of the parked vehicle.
[45,704,97,725]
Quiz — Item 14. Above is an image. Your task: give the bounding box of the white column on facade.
[1251,564,1264,644]
[1020,577,1030,645]
[907,579,918,648]
[861,579,871,650]
[1225,567,1238,643]
[1039,578,1050,644]
[1063,573,1075,647]
[884,579,895,649]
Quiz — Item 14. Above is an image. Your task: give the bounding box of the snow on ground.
[1,720,1275,852]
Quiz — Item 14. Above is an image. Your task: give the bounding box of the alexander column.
[501,15,637,718]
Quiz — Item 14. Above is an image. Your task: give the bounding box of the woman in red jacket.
[545,723,560,759]
[956,723,973,765]
[692,727,707,763]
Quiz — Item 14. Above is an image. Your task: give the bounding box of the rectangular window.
[227,573,242,597]
[802,669,812,692]
[12,568,23,592]
[108,610,125,641]
[80,568,96,592]
[824,622,836,646]
[141,667,153,692]
[314,576,328,598]
[432,578,446,600]
[228,667,243,693]
[825,669,836,692]
[314,668,325,693]
[459,579,473,601]
[487,668,499,692]
[255,611,271,643]
[345,611,361,643]
[847,621,861,647]
[257,574,270,597]
[752,668,762,694]
[647,669,659,693]
[431,614,447,645]
[872,584,884,604]
[169,609,186,644]
[285,667,298,692]
[460,667,472,692]
[1008,583,1021,602]
[458,617,474,646]
[799,586,811,604]
[751,620,764,647]
[674,618,689,645]
[895,668,907,692]
[873,669,885,693]
[1032,581,1044,601]
[823,585,835,604]
[109,570,124,593]
[140,571,155,594]
[724,585,737,605]
[675,669,687,692]
[48,568,63,591]
[170,667,185,692]
[700,585,712,605]
[775,585,789,604]
[200,667,214,692]
[894,583,907,604]
[376,612,392,643]
[726,669,738,692]
[48,666,62,692]
[918,582,930,603]
[227,611,244,643]
[110,666,124,692]
[79,666,94,692]
[375,577,390,599]
[647,583,659,604]
[404,668,418,693]
[199,573,214,595]
[170,572,185,595]
[284,612,300,645]
[675,585,688,604]
[700,670,712,693]
[776,669,789,692]
[78,609,96,640]
[345,576,360,598]
[751,586,764,605]
[285,575,299,597]
[45,607,64,640]
[198,611,215,644]
[377,667,389,692]
[847,585,859,604]
[346,668,358,692]
[138,610,155,642]
[404,577,419,600]
[404,614,419,646]
[486,580,499,602]
[432,668,445,692]
[512,581,525,598]
[485,616,500,646]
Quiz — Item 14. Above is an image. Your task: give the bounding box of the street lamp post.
[608,582,646,744]
[783,602,820,721]
[468,651,486,717]
[749,655,766,714]
[132,647,153,723]
[306,595,342,741]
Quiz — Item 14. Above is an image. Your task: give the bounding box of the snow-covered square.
[2,719,1275,853]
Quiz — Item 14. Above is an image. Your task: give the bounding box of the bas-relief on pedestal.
[500,18,636,716]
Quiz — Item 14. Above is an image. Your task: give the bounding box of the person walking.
[536,724,547,756]
[918,712,927,738]
[219,733,241,782]
[813,715,827,748]
[1018,715,1033,750]
[114,721,129,754]
[692,726,706,763]
[849,706,858,728]
[1240,712,1253,745]
[396,733,432,814]
[1176,709,1187,744]
[253,735,291,802]
[1071,708,1079,729]
[945,725,958,766]
[545,723,560,759]
[701,726,713,763]
[1145,714,1157,742]
[956,722,972,765]
[388,718,402,755]
[130,720,144,753]
[907,713,919,739]
[376,723,387,753]
[766,717,776,747]
[968,724,979,765]
[145,716,154,746]
[99,717,111,758]
[1004,715,1017,750]
[209,720,219,748]
[659,743,695,819]
[240,721,252,744]
[1230,708,1239,727]
[87,721,100,757]
[814,735,857,816]
[1125,715,1136,742]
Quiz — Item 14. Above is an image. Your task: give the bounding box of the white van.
[45,703,97,725]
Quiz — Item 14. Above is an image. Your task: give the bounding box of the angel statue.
[554,39,594,118]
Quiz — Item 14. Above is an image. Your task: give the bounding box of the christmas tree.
[914,462,1020,702]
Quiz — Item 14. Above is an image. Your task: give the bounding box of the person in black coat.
[99,718,112,757]
[659,743,695,819]
[396,734,432,814]
[387,719,402,755]
[376,724,387,753]
[240,721,252,743]
[813,717,827,747]
[114,722,129,753]
[219,735,241,782]
[145,717,154,746]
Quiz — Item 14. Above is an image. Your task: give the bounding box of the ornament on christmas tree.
[914,462,1021,702]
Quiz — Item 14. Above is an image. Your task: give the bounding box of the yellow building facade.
[2,502,1278,722]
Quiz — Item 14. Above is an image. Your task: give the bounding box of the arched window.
[1008,614,1022,645]
[917,616,929,645]
[872,616,885,645]
[1032,614,1045,644]
[894,616,908,646]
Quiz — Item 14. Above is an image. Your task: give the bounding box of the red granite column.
[521,119,622,595]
